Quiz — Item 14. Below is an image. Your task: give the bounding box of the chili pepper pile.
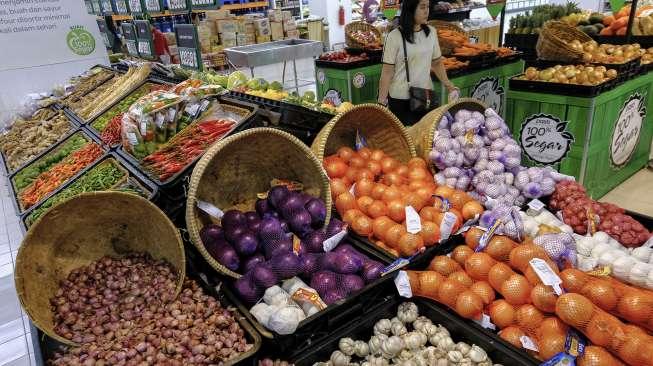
[142,119,235,181]
[19,143,103,209]
[100,113,123,146]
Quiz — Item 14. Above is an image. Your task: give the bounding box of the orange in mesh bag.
[577,346,626,366]
[515,304,545,333]
[470,281,495,305]
[451,245,474,266]
[449,270,474,287]
[406,270,446,297]
[488,299,515,329]
[509,243,551,273]
[500,273,533,305]
[488,262,515,291]
[465,252,497,282]
[407,270,485,320]
[556,293,653,366]
[531,283,558,313]
[560,269,653,330]
[485,235,519,262]
[428,255,462,276]
[464,227,485,249]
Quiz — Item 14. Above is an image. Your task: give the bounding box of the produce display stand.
[185,239,398,360]
[315,61,383,105]
[18,152,159,233]
[433,59,525,117]
[505,70,653,199]
[292,296,539,366]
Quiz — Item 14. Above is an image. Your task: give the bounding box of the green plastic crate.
[505,72,653,199]
[433,60,525,117]
[316,64,382,105]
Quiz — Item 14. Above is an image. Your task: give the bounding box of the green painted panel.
[316,64,381,105]
[564,105,590,147]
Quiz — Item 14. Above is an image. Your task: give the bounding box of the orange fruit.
[356,169,375,182]
[420,221,440,246]
[538,317,568,338]
[465,227,485,250]
[451,245,474,266]
[515,304,544,332]
[367,200,388,219]
[617,293,652,323]
[500,274,532,305]
[408,167,430,182]
[381,186,402,203]
[428,255,462,276]
[408,157,428,169]
[371,184,387,200]
[470,281,495,305]
[578,346,623,366]
[538,332,566,361]
[369,148,384,161]
[337,147,355,161]
[323,156,348,178]
[434,185,454,199]
[366,160,382,177]
[395,165,409,177]
[438,278,467,308]
[415,187,435,207]
[419,206,439,222]
[372,216,394,241]
[397,232,424,256]
[581,280,618,311]
[384,224,405,248]
[416,271,446,296]
[488,262,515,291]
[555,293,594,329]
[560,269,590,293]
[354,179,375,197]
[449,190,471,210]
[380,157,399,173]
[342,209,363,225]
[465,252,497,282]
[455,290,484,319]
[448,270,473,287]
[508,243,549,272]
[486,235,517,262]
[356,196,374,215]
[586,312,618,347]
[489,300,515,329]
[387,199,406,223]
[403,192,425,211]
[462,200,484,220]
[349,155,366,169]
[330,178,349,200]
[357,147,372,160]
[499,327,526,348]
[351,215,373,236]
[531,284,558,313]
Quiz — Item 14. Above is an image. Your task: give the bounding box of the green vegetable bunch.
[91,84,152,132]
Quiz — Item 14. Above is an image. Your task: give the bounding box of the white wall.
[309,0,353,48]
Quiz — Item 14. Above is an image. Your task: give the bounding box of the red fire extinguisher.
[338,2,345,25]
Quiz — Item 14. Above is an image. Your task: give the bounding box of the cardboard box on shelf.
[256,35,271,44]
[271,21,284,40]
[282,10,293,21]
[268,9,283,22]
[222,38,237,48]
[216,19,237,34]
[220,31,236,42]
[285,29,300,39]
[236,33,250,45]
[205,9,231,20]
[283,20,297,32]
[198,22,217,37]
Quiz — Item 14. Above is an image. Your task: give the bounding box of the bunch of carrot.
[19,143,103,208]
[142,119,235,181]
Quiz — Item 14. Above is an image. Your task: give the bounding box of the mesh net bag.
[577,346,626,366]
[556,293,653,366]
[550,180,587,211]
[499,273,533,305]
[531,283,558,313]
[428,255,462,276]
[509,243,551,273]
[408,270,485,320]
[484,235,519,263]
[533,233,577,268]
[464,252,497,282]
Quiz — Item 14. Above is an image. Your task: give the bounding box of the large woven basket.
[536,21,593,62]
[186,128,332,279]
[15,192,185,346]
[345,21,382,49]
[407,98,487,171]
[311,103,416,163]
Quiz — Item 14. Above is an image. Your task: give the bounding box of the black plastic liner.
[509,75,617,97]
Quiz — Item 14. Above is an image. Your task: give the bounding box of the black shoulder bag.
[401,30,437,113]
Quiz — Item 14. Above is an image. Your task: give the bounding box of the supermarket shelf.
[221,1,268,10]
[112,14,133,20]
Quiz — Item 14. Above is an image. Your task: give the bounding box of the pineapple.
[523,16,534,34]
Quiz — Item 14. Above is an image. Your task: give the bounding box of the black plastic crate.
[187,235,399,358]
[315,57,378,70]
[509,75,615,97]
[504,33,539,52]
[59,67,117,108]
[591,34,629,45]
[30,252,262,366]
[456,51,499,69]
[0,111,80,177]
[345,47,383,62]
[292,296,539,365]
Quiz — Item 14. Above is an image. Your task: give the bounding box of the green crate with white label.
[505,71,653,199]
[433,60,524,117]
[316,63,382,106]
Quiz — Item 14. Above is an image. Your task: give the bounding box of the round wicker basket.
[536,21,593,62]
[186,128,332,279]
[311,103,416,163]
[407,98,487,171]
[345,21,382,49]
[15,192,185,346]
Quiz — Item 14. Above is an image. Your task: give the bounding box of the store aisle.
[0,175,33,366]
[601,168,653,217]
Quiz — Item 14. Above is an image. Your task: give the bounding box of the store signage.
[134,20,154,59]
[100,0,114,15]
[486,0,506,20]
[144,0,164,13]
[190,0,219,9]
[128,0,144,14]
[471,76,504,114]
[352,72,366,88]
[519,114,574,165]
[169,0,190,12]
[175,24,203,70]
[121,22,140,57]
[97,18,113,49]
[324,89,343,106]
[611,93,646,168]
[114,0,129,14]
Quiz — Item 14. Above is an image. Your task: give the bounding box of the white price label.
[169,0,187,9]
[527,199,545,212]
[199,99,210,112]
[323,229,347,252]
[440,211,457,241]
[520,336,539,352]
[126,132,138,146]
[128,0,142,12]
[126,41,138,56]
[146,0,161,11]
[167,108,177,121]
[140,121,148,135]
[405,206,421,234]
[394,271,413,298]
[196,200,224,219]
[138,41,151,56]
[349,183,356,196]
[474,313,496,330]
[529,258,563,295]
[455,214,479,235]
[185,103,200,116]
[179,48,198,68]
[155,113,165,128]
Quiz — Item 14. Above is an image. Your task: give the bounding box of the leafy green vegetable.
[12,134,88,192]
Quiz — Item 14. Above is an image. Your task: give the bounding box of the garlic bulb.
[629,262,652,287]
[455,342,471,355]
[391,319,408,336]
[330,350,350,366]
[469,345,488,362]
[459,358,473,366]
[576,236,595,256]
[339,337,355,356]
[380,336,405,357]
[374,319,392,336]
[369,334,387,355]
[437,336,455,351]
[613,256,637,279]
[366,356,389,366]
[397,302,419,324]
[420,323,439,337]
[591,243,612,258]
[598,249,626,267]
[447,350,463,363]
[632,247,652,262]
[412,316,432,332]
[354,340,370,357]
[403,332,427,350]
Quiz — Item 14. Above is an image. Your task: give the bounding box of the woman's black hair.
[399,0,430,43]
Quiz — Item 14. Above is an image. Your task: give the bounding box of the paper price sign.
[169,0,190,11]
[190,0,219,9]
[179,48,199,68]
[134,20,154,59]
[121,22,139,57]
[96,19,113,48]
[175,25,203,70]
[114,0,129,14]
[125,40,138,56]
[145,0,163,13]
[128,0,143,13]
[138,41,152,57]
[100,0,114,14]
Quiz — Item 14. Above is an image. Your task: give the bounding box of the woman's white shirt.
[382,26,442,100]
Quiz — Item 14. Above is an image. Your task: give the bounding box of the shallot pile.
[550,180,651,246]
[314,302,498,366]
[50,254,253,365]
[429,108,571,207]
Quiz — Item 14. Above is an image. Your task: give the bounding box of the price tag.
[477,219,501,252]
[128,0,143,13]
[349,183,356,196]
[126,132,138,146]
[323,229,347,252]
[440,211,457,241]
[527,199,545,213]
[167,108,177,121]
[155,113,165,128]
[196,200,224,219]
[185,103,200,116]
[520,336,539,352]
[474,313,496,330]
[138,41,151,56]
[169,0,189,11]
[405,206,421,234]
[126,40,138,56]
[455,214,480,235]
[199,99,211,113]
[145,0,162,12]
[565,330,586,357]
[529,258,563,295]
[140,121,148,135]
[394,271,413,298]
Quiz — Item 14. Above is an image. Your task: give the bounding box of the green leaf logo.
[67,26,96,56]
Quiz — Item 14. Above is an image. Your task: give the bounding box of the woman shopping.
[378,0,459,126]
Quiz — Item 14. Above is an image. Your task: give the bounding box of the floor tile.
[601,169,653,217]
[0,336,28,365]
[0,319,25,345]
[0,253,11,267]
[3,354,29,366]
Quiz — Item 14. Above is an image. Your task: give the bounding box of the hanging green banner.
[486,0,506,20]
[610,0,626,13]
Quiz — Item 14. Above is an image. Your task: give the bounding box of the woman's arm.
[431,58,455,92]
[378,63,395,105]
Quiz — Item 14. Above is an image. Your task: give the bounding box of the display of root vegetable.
[313,302,497,366]
[49,253,253,365]
[429,108,571,208]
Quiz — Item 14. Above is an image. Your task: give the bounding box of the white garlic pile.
[314,302,502,366]
[519,209,573,238]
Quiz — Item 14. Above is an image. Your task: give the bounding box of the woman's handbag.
[401,31,437,113]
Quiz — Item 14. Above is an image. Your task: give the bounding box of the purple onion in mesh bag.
[256,199,272,216]
[259,217,285,243]
[340,274,365,295]
[289,209,312,236]
[332,251,364,274]
[279,220,290,233]
[224,225,247,244]
[298,193,313,205]
[206,239,241,272]
[305,198,327,226]
[269,252,301,279]
[279,192,305,219]
[303,229,327,253]
[252,264,278,288]
[318,252,339,271]
[243,254,266,273]
[233,231,260,256]
[326,218,347,238]
[311,270,338,295]
[222,210,246,230]
[234,274,262,304]
[268,185,289,208]
[200,224,224,246]
[299,253,321,278]
[361,260,384,283]
[264,237,293,259]
[322,288,346,305]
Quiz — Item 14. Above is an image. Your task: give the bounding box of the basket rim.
[185,127,332,279]
[14,191,185,347]
[311,103,417,162]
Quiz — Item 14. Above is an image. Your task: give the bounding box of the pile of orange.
[324,146,484,257]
